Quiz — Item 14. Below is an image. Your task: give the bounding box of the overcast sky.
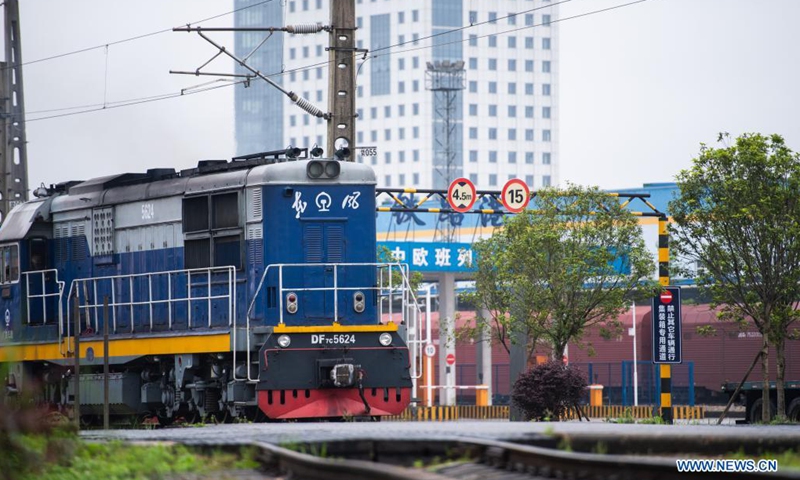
[15,0,800,191]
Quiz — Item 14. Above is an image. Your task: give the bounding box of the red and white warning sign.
[660,290,673,304]
[501,178,531,213]
[447,177,477,213]
[446,353,456,365]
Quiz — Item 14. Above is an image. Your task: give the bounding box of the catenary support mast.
[326,0,357,160]
[0,0,29,222]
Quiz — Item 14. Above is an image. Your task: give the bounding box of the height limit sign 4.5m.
[447,177,476,213]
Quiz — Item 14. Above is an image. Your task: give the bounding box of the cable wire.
[10,0,275,70]
[26,0,653,124]
[27,80,246,123]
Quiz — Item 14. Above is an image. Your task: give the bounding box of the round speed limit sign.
[501,178,531,213]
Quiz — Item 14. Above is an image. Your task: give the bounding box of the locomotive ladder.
[241,262,426,383]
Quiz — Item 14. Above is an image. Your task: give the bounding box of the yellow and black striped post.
[658,215,673,424]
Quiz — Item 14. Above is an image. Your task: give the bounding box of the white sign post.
[633,302,638,406]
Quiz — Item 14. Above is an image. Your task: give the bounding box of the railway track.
[248,438,798,480]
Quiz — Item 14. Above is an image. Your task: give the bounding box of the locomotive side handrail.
[62,266,236,354]
[398,267,426,382]
[21,269,66,355]
[240,262,425,383]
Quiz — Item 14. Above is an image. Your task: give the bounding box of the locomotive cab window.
[28,238,48,271]
[0,244,19,284]
[182,193,243,270]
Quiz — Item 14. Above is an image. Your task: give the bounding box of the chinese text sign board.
[378,241,476,273]
[652,287,682,364]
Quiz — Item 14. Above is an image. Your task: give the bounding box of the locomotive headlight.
[307,161,324,178]
[324,160,341,178]
[379,333,392,346]
[277,335,291,348]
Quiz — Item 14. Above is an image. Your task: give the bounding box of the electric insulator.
[286,23,324,34]
[290,93,326,118]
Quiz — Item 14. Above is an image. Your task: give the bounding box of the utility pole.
[326,0,357,161]
[0,0,29,223]
[174,0,360,160]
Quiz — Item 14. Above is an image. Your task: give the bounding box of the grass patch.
[604,409,665,425]
[1,429,259,480]
[591,442,609,455]
[637,416,666,425]
[727,449,800,471]
[557,436,573,452]
[768,417,799,426]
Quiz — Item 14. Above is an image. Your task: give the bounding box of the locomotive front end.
[257,323,411,418]
[249,160,414,419]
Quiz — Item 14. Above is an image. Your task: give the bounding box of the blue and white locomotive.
[0,151,415,422]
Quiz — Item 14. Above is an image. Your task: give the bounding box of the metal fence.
[455,361,694,406]
[571,361,695,406]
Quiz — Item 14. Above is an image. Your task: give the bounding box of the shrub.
[512,361,587,421]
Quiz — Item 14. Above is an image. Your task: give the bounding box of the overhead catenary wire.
[27,80,246,123]
[26,0,653,124]
[5,0,275,71]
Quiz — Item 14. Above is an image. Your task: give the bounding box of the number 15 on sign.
[501,178,531,213]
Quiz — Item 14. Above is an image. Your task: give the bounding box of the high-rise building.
[234,0,558,190]
[234,0,284,154]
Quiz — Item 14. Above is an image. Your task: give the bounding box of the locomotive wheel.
[178,410,200,425]
[213,409,231,424]
[156,410,175,427]
[243,406,267,423]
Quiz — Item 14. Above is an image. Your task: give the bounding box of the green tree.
[471,184,656,361]
[670,133,800,421]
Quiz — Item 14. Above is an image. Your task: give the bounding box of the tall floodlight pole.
[426,60,465,406]
[0,0,29,223]
[425,60,465,243]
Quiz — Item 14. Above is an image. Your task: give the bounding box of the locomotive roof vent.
[197,160,228,170]
[146,168,177,180]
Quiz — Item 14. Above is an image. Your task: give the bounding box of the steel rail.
[245,437,796,480]
[252,441,449,480]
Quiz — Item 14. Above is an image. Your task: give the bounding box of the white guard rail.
[239,262,426,383]
[63,266,236,354]
[21,269,66,354]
